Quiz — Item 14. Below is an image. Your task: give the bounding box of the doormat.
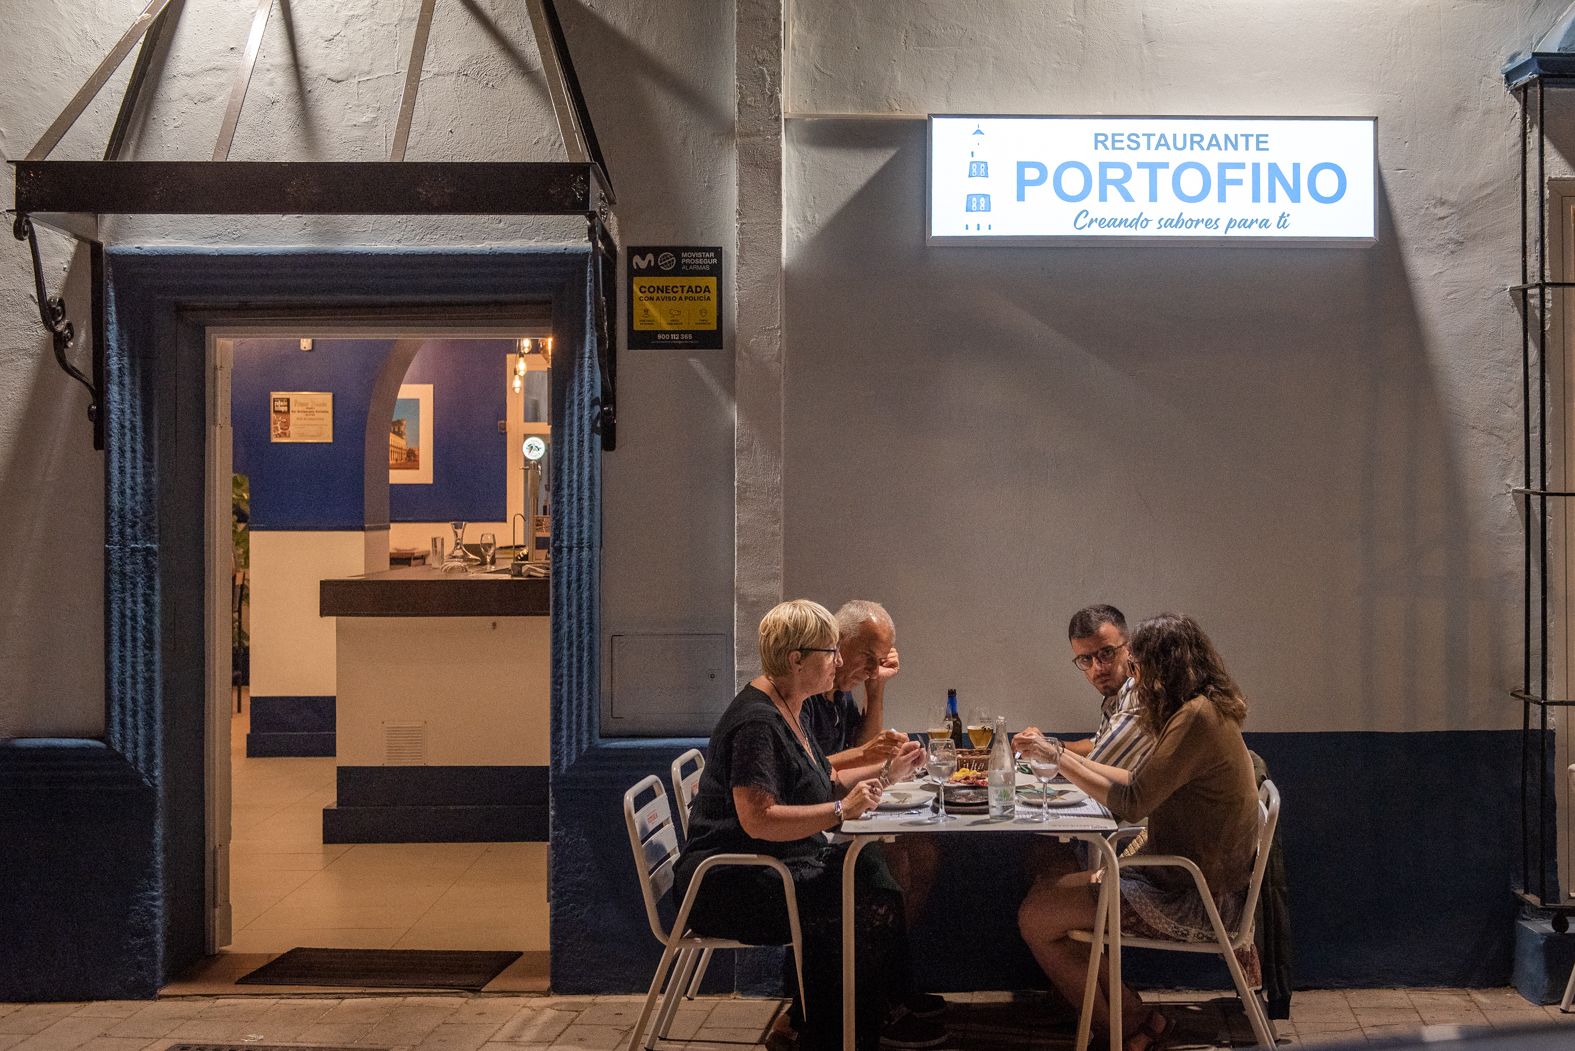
[236,947,523,991]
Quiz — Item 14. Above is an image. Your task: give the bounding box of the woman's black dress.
[675,685,908,1051]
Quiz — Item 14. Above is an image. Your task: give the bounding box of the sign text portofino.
[928,115,1377,244]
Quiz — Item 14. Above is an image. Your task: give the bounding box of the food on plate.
[948,768,988,787]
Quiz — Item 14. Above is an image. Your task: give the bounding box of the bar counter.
[320,563,549,618]
[317,562,551,844]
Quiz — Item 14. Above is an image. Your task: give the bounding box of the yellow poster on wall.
[627,246,723,349]
[269,391,334,443]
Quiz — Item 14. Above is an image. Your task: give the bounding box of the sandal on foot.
[1124,1009,1171,1051]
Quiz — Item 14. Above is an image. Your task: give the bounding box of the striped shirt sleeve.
[1087,684,1156,771]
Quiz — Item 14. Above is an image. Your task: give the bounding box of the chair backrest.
[1235,778,1281,946]
[671,748,705,837]
[624,774,682,944]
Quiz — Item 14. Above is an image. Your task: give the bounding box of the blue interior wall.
[231,338,395,530]
[229,336,511,529]
[389,338,513,523]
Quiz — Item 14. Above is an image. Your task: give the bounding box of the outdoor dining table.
[837,788,1126,1051]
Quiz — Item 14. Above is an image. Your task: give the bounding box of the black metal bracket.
[589,211,617,452]
[13,213,103,450]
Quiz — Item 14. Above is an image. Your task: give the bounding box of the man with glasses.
[1058,603,1155,770]
[1015,605,1156,890]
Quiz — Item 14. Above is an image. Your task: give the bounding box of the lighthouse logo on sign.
[960,123,993,232]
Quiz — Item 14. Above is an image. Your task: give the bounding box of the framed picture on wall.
[390,384,434,485]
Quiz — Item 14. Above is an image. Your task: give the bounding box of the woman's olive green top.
[1106,694,1259,894]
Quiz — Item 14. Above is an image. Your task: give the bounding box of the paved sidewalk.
[2,989,1572,1050]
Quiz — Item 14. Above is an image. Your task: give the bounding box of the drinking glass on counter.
[927,738,957,824]
[478,532,498,569]
[442,520,470,573]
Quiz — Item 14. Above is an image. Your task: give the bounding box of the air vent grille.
[383,721,427,765]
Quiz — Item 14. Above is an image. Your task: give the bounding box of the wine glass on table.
[967,706,993,749]
[925,713,952,751]
[478,532,498,571]
[1027,737,1064,822]
[927,738,958,824]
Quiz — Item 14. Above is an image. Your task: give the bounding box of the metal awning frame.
[11,0,618,451]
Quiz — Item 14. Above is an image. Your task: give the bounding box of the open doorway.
[188,321,554,992]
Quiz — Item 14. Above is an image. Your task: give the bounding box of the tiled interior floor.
[1,989,1571,1051]
[226,701,548,954]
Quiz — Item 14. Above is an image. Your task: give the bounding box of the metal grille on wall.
[8,0,618,452]
[1505,50,1575,927]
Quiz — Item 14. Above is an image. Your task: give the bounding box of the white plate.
[1018,786,1087,807]
[876,790,930,811]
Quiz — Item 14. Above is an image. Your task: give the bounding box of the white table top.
[841,793,1117,835]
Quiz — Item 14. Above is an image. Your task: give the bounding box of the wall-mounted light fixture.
[513,337,530,393]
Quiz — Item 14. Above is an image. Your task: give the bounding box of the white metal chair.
[671,748,705,837]
[669,748,715,998]
[623,774,806,1051]
[1070,779,1282,1049]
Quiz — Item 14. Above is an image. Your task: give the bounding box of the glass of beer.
[967,706,994,749]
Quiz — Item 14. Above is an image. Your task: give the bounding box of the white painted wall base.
[250,531,373,697]
[335,615,549,767]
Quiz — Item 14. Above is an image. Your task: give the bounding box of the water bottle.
[988,716,1014,818]
[945,689,965,748]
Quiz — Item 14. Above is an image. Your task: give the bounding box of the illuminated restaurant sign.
[928,115,1377,244]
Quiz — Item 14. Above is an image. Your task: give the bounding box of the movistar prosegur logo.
[631,251,679,271]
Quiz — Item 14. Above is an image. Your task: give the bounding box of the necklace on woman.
[765,678,814,755]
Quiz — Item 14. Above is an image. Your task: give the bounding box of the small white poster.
[269,391,334,443]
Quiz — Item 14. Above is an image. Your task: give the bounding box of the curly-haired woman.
[1015,612,1260,1051]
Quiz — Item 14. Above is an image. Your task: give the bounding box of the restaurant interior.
[196,329,555,988]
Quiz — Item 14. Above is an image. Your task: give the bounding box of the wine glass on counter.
[478,532,498,570]
[442,520,470,573]
[927,738,957,824]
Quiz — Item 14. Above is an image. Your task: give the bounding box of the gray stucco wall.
[781,0,1561,737]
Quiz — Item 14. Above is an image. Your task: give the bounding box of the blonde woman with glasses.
[674,599,941,1051]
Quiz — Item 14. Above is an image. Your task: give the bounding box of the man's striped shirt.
[1087,678,1155,771]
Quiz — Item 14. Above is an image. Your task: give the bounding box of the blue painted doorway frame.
[83,247,595,995]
